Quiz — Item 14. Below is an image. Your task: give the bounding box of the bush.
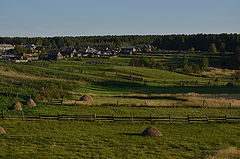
[183,65,193,74]
[192,64,200,73]
[231,71,240,80]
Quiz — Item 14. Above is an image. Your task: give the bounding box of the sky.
[0,0,240,37]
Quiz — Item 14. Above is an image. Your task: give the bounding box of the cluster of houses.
[120,45,152,55]
[0,43,152,62]
[48,46,120,60]
[0,44,39,63]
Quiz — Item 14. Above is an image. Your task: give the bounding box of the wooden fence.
[1,111,240,123]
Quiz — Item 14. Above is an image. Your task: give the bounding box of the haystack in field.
[80,95,93,102]
[10,102,22,111]
[0,126,6,135]
[26,98,36,107]
[141,126,163,137]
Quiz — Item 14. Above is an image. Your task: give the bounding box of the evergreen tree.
[183,65,193,74]
[208,43,217,53]
[12,46,28,55]
[232,47,240,69]
[201,57,209,70]
[183,56,188,66]
[192,64,200,73]
[219,42,226,53]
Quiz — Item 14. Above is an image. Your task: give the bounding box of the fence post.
[94,113,96,121]
[150,114,152,124]
[206,114,209,123]
[116,100,119,106]
[172,104,175,108]
[229,103,232,109]
[48,99,50,104]
[131,114,134,122]
[21,111,24,120]
[187,115,190,123]
[169,115,172,123]
[144,101,147,106]
[57,113,60,120]
[112,114,115,121]
[61,97,64,105]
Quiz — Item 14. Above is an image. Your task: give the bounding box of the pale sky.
[0,0,240,37]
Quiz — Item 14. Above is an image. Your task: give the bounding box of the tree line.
[1,34,240,52]
[1,34,240,69]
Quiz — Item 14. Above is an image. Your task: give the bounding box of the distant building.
[61,48,76,58]
[48,50,64,60]
[140,44,152,52]
[120,46,136,55]
[96,46,109,52]
[1,54,28,63]
[0,44,15,53]
[25,44,37,50]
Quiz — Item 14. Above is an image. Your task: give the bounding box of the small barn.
[48,50,64,60]
[120,46,136,55]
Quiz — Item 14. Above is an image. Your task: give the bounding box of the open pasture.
[0,55,240,158]
[1,120,240,159]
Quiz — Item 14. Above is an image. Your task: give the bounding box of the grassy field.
[1,54,240,158]
[1,120,240,159]
[2,103,240,117]
[0,55,240,110]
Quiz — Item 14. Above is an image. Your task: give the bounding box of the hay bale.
[10,102,22,111]
[0,126,6,135]
[26,99,36,107]
[226,82,234,87]
[80,95,93,102]
[141,126,163,137]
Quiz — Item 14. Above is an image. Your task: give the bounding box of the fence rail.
[1,111,240,124]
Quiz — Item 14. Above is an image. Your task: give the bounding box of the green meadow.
[1,54,240,158]
[1,120,240,159]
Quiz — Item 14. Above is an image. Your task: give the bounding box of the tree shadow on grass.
[113,95,187,101]
[95,80,240,94]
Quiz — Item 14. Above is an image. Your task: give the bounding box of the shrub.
[183,65,193,74]
[192,64,200,73]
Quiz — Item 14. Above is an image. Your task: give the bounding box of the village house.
[95,46,109,52]
[62,48,82,58]
[140,44,152,52]
[61,48,75,58]
[82,47,101,57]
[25,44,37,50]
[1,54,28,63]
[120,46,136,55]
[0,44,15,53]
[48,50,64,60]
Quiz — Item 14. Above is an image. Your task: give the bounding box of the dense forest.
[1,34,240,52]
